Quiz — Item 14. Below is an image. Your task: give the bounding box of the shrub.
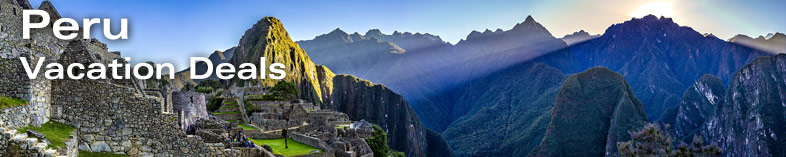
[206,91,223,112]
[246,94,285,101]
[196,87,214,94]
[271,81,298,101]
[365,125,405,157]
[618,123,720,156]
[182,82,194,91]
[245,100,260,116]
[198,80,224,89]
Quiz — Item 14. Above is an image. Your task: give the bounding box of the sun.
[630,2,675,18]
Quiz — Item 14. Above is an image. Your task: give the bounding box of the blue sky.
[29,0,786,70]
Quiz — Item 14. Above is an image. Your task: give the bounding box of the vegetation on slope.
[17,121,76,149]
[0,96,28,110]
[442,62,565,156]
[366,125,406,157]
[530,67,648,156]
[618,123,721,156]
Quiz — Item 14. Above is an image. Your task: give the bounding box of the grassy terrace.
[220,105,239,108]
[78,150,128,157]
[0,96,29,110]
[251,138,321,156]
[238,123,259,130]
[17,121,75,149]
[224,101,238,105]
[213,111,240,115]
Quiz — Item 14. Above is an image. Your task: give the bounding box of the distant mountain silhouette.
[729,32,786,54]
[561,30,600,45]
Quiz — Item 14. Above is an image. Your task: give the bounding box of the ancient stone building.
[173,91,209,130]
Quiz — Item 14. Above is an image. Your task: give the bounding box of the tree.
[618,123,721,157]
[365,125,405,157]
[271,81,298,100]
[182,82,194,91]
[198,80,224,90]
[138,61,156,78]
[675,136,722,157]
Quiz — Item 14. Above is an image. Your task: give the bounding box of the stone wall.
[0,57,51,129]
[50,79,236,156]
[292,133,329,151]
[173,91,208,130]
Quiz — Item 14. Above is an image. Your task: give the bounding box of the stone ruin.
[242,91,373,157]
[0,1,259,156]
[172,91,208,131]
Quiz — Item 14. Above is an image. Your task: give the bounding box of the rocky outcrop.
[530,67,648,156]
[230,17,327,105]
[327,74,449,157]
[702,54,786,156]
[659,74,725,142]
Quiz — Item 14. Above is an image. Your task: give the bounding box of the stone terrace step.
[215,113,242,121]
[218,106,240,112]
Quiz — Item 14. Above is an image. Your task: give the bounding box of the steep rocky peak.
[730,34,754,42]
[510,15,551,36]
[349,32,365,41]
[769,32,786,42]
[563,30,591,38]
[365,29,384,37]
[523,15,536,24]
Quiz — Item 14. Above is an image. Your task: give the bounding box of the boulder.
[90,141,111,152]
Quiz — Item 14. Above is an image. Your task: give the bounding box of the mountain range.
[297,14,778,156]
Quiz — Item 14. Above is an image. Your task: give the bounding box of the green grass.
[335,125,348,129]
[251,138,321,156]
[78,150,128,157]
[213,111,240,115]
[224,101,238,105]
[0,96,29,110]
[220,105,239,108]
[238,123,259,130]
[17,121,75,149]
